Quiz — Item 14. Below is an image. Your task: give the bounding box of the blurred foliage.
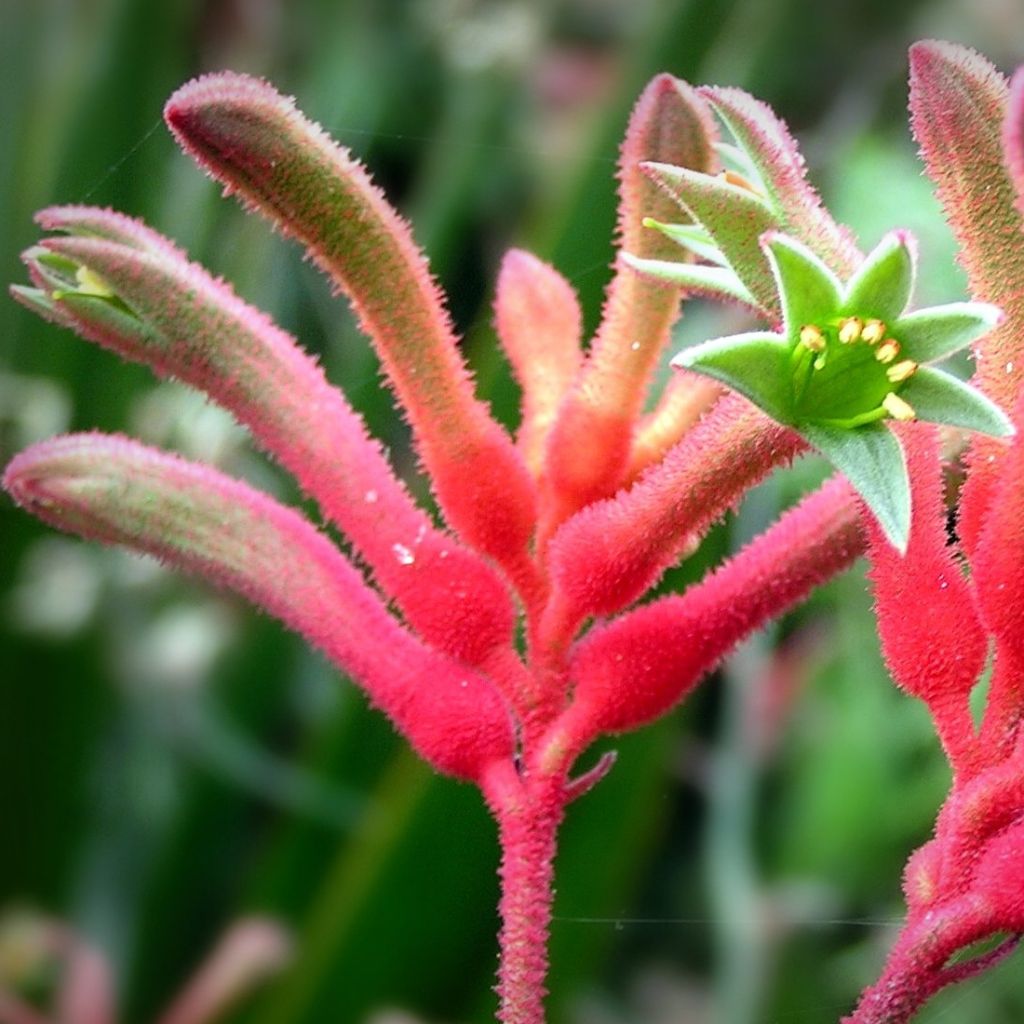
[3,1,1024,1022]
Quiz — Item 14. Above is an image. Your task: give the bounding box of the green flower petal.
[762,232,843,330]
[893,302,1002,363]
[672,332,793,422]
[841,230,915,320]
[802,422,910,551]
[641,218,729,266]
[902,366,1014,436]
[663,221,1007,549]
[624,253,758,309]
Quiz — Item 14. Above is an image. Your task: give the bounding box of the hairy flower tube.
[826,39,1024,1024]
[4,65,980,1024]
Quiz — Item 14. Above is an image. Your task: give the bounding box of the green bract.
[670,230,1011,550]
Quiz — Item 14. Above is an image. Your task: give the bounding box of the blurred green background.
[2,1,1024,1022]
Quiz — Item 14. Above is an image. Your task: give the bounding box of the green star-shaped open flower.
[671,229,1013,550]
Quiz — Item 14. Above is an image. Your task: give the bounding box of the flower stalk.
[484,765,566,1024]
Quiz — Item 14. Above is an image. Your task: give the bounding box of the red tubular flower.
[554,475,862,749]
[494,249,582,479]
[2,435,515,783]
[909,40,1024,556]
[866,423,988,771]
[842,40,1024,1024]
[19,205,516,674]
[542,396,802,647]
[6,69,884,1024]
[540,74,718,525]
[163,73,540,595]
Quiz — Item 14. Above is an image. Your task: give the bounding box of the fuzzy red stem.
[485,767,566,1024]
[842,900,1008,1024]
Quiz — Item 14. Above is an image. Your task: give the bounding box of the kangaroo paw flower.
[673,229,1011,550]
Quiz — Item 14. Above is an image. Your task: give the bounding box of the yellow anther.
[861,318,887,345]
[720,169,761,194]
[883,392,916,421]
[886,359,918,383]
[838,317,863,344]
[875,339,901,364]
[799,324,826,352]
[74,266,115,299]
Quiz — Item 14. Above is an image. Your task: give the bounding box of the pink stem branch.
[842,900,1000,1024]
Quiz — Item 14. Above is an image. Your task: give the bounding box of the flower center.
[791,317,918,428]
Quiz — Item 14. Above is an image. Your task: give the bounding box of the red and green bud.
[3,435,515,782]
[493,249,582,478]
[541,75,717,520]
[163,72,538,584]
[16,207,517,671]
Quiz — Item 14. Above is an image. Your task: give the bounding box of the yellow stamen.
[720,169,761,194]
[883,392,916,421]
[861,318,887,345]
[74,266,116,299]
[838,317,863,344]
[875,339,901,364]
[886,359,918,383]
[799,324,826,352]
